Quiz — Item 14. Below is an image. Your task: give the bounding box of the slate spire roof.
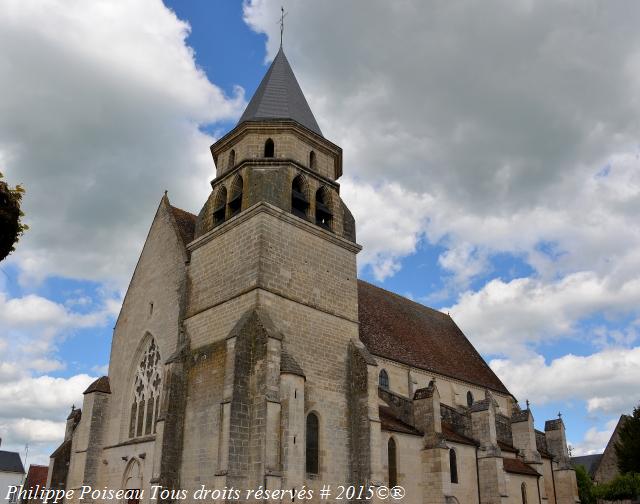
[238,48,323,136]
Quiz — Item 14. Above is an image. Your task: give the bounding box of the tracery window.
[128,338,162,438]
[379,369,389,389]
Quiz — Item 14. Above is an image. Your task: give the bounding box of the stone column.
[545,418,579,504]
[512,409,546,500]
[413,382,450,504]
[470,393,506,504]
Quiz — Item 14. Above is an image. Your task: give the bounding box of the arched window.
[388,438,397,487]
[315,186,332,230]
[521,482,527,504]
[264,138,274,158]
[212,186,227,227]
[449,449,458,483]
[228,149,235,169]
[379,369,389,389]
[309,151,316,170]
[227,175,243,218]
[291,174,309,219]
[467,391,474,407]
[129,338,162,438]
[306,413,319,474]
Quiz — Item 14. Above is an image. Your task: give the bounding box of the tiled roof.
[503,458,539,477]
[571,455,603,477]
[379,406,422,436]
[84,376,110,394]
[170,205,196,245]
[498,440,519,453]
[358,281,511,395]
[238,48,323,136]
[442,422,478,446]
[25,464,49,488]
[0,450,24,473]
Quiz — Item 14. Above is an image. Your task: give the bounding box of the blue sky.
[1,0,639,465]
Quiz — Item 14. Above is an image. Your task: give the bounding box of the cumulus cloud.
[490,348,640,414]
[0,0,245,286]
[570,418,619,456]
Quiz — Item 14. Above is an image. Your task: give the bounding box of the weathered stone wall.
[447,443,479,504]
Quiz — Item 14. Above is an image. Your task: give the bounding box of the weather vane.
[278,6,288,48]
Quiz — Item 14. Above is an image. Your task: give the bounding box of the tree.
[575,465,595,504]
[615,404,640,474]
[0,172,28,262]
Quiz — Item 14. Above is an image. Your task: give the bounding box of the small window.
[388,438,397,487]
[315,186,332,230]
[450,449,458,484]
[291,174,309,219]
[306,413,319,474]
[227,175,243,218]
[467,391,474,407]
[212,186,227,227]
[228,149,235,169]
[379,369,389,389]
[309,151,316,170]
[264,138,274,158]
[521,482,527,504]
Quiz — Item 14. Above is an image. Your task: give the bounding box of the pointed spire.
[238,48,323,136]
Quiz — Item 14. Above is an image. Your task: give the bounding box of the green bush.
[593,472,640,500]
[575,465,596,504]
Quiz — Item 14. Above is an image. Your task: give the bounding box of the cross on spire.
[525,399,530,409]
[278,6,288,48]
[558,411,563,420]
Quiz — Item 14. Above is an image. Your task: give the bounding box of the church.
[48,48,580,504]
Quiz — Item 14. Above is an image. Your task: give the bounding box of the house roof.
[25,464,49,488]
[571,454,603,477]
[238,48,323,137]
[357,280,511,396]
[0,450,25,474]
[503,458,539,477]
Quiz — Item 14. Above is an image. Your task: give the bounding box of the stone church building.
[48,49,580,504]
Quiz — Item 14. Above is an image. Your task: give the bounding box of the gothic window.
[227,175,243,218]
[379,369,389,389]
[521,483,527,504]
[309,150,316,170]
[388,438,397,487]
[450,449,458,484]
[291,174,309,219]
[305,413,319,474]
[315,186,332,231]
[467,391,474,407]
[264,138,274,158]
[228,149,235,169]
[128,338,162,438]
[212,186,227,227]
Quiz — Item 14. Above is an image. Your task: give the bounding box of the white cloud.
[444,272,640,356]
[0,0,245,286]
[569,418,619,456]
[490,348,640,414]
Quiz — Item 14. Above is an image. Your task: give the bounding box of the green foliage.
[593,472,640,500]
[615,404,640,474]
[575,464,596,504]
[0,171,28,262]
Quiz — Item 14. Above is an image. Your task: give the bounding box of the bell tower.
[179,48,361,496]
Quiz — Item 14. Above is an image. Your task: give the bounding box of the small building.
[0,442,25,504]
[22,465,49,504]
